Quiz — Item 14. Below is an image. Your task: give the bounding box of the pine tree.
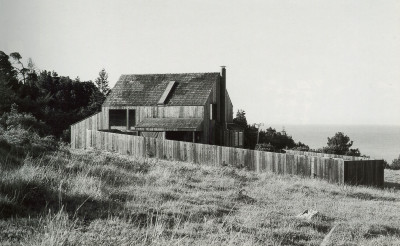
[233,109,248,129]
[95,68,110,96]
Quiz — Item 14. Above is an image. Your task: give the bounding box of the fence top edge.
[284,149,380,161]
[71,112,102,127]
[84,130,384,166]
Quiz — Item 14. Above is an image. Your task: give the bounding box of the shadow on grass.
[364,224,400,239]
[273,230,312,246]
[0,179,124,221]
[0,144,27,171]
[1,179,237,233]
[346,192,396,202]
[131,209,188,229]
[295,214,335,234]
[329,189,397,202]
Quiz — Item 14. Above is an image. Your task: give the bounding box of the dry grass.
[1,148,400,245]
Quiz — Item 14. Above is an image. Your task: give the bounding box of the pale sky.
[1,0,399,125]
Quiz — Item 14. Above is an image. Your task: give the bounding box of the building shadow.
[384,182,400,189]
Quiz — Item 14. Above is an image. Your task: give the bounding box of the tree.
[258,127,297,151]
[95,68,110,96]
[233,110,247,129]
[324,132,360,156]
[10,52,29,84]
[0,74,17,114]
[0,51,16,79]
[0,51,110,140]
[233,109,257,149]
[292,141,310,151]
[27,58,36,73]
[390,155,400,170]
[0,51,18,114]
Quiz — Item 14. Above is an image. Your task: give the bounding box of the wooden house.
[75,67,243,147]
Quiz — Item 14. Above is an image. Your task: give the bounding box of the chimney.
[220,66,226,131]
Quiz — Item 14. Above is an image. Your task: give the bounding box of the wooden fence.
[284,150,370,161]
[71,128,384,187]
[71,112,105,150]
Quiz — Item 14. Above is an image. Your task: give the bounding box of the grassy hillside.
[1,148,400,245]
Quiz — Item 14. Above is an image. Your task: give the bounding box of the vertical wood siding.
[73,129,384,187]
[103,105,204,123]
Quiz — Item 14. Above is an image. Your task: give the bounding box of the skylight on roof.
[157,81,177,105]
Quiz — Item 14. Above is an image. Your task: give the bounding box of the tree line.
[0,51,110,141]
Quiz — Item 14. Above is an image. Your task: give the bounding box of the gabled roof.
[103,73,220,107]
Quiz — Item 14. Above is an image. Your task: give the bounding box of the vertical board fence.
[284,150,370,161]
[71,112,106,150]
[72,129,384,187]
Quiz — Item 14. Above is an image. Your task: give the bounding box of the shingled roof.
[103,73,220,106]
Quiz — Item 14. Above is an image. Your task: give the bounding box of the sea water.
[267,124,400,163]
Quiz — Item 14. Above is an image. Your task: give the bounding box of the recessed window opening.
[109,109,126,129]
[128,109,136,129]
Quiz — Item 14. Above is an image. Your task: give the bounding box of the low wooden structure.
[71,128,384,187]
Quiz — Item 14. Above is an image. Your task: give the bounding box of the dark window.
[166,131,198,143]
[128,109,136,128]
[109,109,126,129]
[210,104,217,120]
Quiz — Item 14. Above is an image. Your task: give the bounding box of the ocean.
[266,124,400,163]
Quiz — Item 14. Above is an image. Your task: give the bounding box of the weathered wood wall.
[344,160,384,187]
[70,112,106,149]
[102,105,204,126]
[73,129,384,187]
[284,150,370,161]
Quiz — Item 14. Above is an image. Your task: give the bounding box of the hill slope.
[1,148,400,245]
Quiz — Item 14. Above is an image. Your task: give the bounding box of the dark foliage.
[233,109,308,152]
[389,156,400,170]
[291,142,310,151]
[322,132,361,156]
[255,143,276,152]
[257,127,296,150]
[232,109,247,129]
[0,51,107,141]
